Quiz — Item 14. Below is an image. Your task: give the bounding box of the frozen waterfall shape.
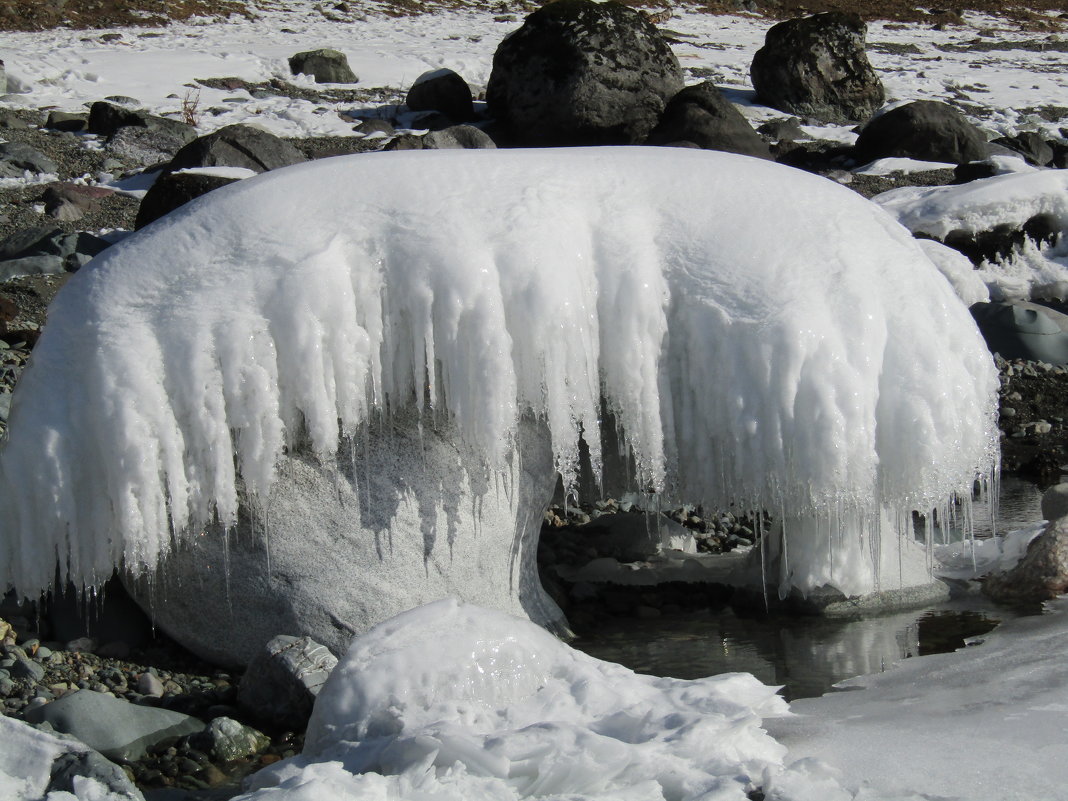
[0,148,998,664]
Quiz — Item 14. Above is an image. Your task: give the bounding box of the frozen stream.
[573,477,1046,700]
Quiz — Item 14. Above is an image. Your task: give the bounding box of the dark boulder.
[750,12,884,124]
[486,0,683,146]
[165,123,308,175]
[990,132,1055,166]
[288,48,358,84]
[86,101,196,144]
[853,100,988,165]
[135,171,242,229]
[646,82,771,159]
[406,68,475,123]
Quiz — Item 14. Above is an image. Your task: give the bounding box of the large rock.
[970,301,1068,365]
[750,12,885,124]
[288,48,358,84]
[486,0,684,146]
[645,82,772,159]
[237,635,337,731]
[406,68,475,123]
[125,414,565,667]
[135,170,243,229]
[0,141,57,176]
[23,690,204,762]
[164,124,307,175]
[87,101,197,144]
[853,100,989,165]
[983,516,1068,603]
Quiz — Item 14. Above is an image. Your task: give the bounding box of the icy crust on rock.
[0,147,998,598]
[239,599,791,801]
[875,171,1068,300]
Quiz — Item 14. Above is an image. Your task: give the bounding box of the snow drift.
[239,599,791,801]
[0,146,998,607]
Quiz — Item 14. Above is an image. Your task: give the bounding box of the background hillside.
[0,0,1064,32]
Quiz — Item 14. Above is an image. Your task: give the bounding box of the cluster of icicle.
[0,148,1000,598]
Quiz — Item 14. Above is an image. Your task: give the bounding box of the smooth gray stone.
[24,689,205,762]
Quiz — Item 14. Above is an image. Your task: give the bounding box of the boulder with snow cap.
[645,81,771,159]
[288,48,358,84]
[853,100,988,165]
[406,68,475,123]
[983,516,1068,603]
[486,0,684,145]
[750,12,885,124]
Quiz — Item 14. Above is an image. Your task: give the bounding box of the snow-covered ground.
[0,3,1067,800]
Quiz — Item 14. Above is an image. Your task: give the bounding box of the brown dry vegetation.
[0,0,1064,32]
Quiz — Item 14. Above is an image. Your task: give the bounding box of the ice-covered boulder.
[0,148,998,663]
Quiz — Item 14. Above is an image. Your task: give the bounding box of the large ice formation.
[0,147,998,654]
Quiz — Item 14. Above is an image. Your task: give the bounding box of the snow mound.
[0,147,998,599]
[240,599,790,801]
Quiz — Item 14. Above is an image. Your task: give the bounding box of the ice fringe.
[0,147,999,600]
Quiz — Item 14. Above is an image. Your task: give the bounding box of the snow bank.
[239,599,790,801]
[0,147,998,601]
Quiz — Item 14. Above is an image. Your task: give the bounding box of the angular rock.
[990,132,1055,166]
[288,48,358,84]
[406,68,475,123]
[645,81,772,159]
[42,183,113,222]
[87,101,197,144]
[237,635,337,730]
[0,109,30,129]
[750,12,884,124]
[45,111,88,132]
[106,125,194,167]
[0,141,57,176]
[23,689,205,762]
[354,118,395,137]
[164,123,308,175]
[486,0,684,146]
[853,100,989,165]
[135,171,242,229]
[423,124,497,149]
[0,254,67,282]
[983,517,1068,603]
[7,645,45,681]
[190,717,269,762]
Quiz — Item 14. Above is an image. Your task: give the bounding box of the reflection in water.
[572,599,1012,701]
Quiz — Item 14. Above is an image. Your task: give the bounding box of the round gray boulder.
[486,0,684,146]
[854,100,989,165]
[751,12,885,124]
[645,82,772,159]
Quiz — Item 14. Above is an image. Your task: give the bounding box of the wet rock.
[646,81,771,159]
[1041,484,1068,522]
[970,302,1068,365]
[406,68,475,123]
[486,0,683,146]
[750,12,885,124]
[853,100,989,165]
[288,48,358,84]
[983,517,1068,603]
[24,689,205,762]
[190,717,269,762]
[237,635,337,730]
